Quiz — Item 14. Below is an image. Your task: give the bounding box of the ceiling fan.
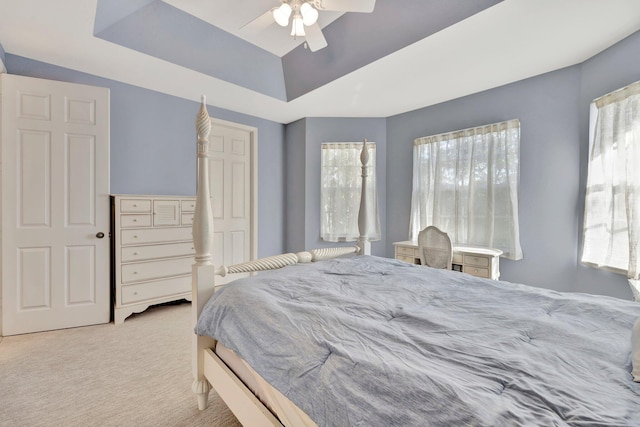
[242,0,376,52]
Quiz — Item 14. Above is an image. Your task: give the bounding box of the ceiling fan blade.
[305,23,328,52]
[316,0,376,13]
[240,9,275,36]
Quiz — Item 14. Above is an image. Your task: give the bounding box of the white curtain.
[582,81,640,300]
[321,143,380,242]
[409,119,522,260]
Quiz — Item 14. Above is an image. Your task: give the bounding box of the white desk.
[393,241,502,280]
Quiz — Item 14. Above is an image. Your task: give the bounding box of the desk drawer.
[397,246,418,257]
[463,265,490,278]
[397,255,418,264]
[463,254,490,268]
[121,256,193,283]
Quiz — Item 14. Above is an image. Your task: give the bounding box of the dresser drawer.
[120,227,192,245]
[463,265,490,278]
[463,254,490,268]
[120,214,152,228]
[120,199,151,213]
[181,213,194,225]
[181,199,196,212]
[121,275,191,305]
[121,256,193,284]
[452,252,463,264]
[121,242,195,262]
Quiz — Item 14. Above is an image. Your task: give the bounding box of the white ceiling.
[1,0,640,124]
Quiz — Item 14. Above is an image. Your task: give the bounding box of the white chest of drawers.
[393,241,502,280]
[111,195,196,324]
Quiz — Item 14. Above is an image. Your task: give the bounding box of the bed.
[189,98,640,426]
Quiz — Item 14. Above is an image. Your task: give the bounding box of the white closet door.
[1,74,110,335]
[208,119,256,285]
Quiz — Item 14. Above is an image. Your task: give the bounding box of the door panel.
[211,158,224,219]
[67,134,96,226]
[18,92,51,120]
[231,162,245,218]
[66,245,95,305]
[18,130,51,227]
[18,247,51,309]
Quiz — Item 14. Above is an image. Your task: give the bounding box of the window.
[582,81,640,299]
[320,142,380,242]
[409,119,522,260]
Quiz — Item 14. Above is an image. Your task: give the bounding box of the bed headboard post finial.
[357,139,372,255]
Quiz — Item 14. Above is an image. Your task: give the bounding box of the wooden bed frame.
[190,97,376,426]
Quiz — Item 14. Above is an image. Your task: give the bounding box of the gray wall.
[5,54,286,257]
[387,30,640,299]
[285,119,307,252]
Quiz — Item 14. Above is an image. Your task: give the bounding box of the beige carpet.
[0,301,242,427]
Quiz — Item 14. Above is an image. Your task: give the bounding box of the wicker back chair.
[417,226,452,269]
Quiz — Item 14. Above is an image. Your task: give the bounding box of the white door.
[1,74,110,335]
[209,119,256,284]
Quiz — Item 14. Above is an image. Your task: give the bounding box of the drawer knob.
[133,252,138,255]
[133,219,137,222]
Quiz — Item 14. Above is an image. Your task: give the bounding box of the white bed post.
[357,139,373,255]
[192,95,216,410]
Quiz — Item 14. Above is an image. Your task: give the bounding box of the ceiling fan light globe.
[273,3,292,27]
[300,2,319,26]
[290,15,305,36]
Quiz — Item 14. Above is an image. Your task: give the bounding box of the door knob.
[96,232,105,239]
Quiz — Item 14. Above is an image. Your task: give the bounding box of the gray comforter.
[195,255,640,426]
